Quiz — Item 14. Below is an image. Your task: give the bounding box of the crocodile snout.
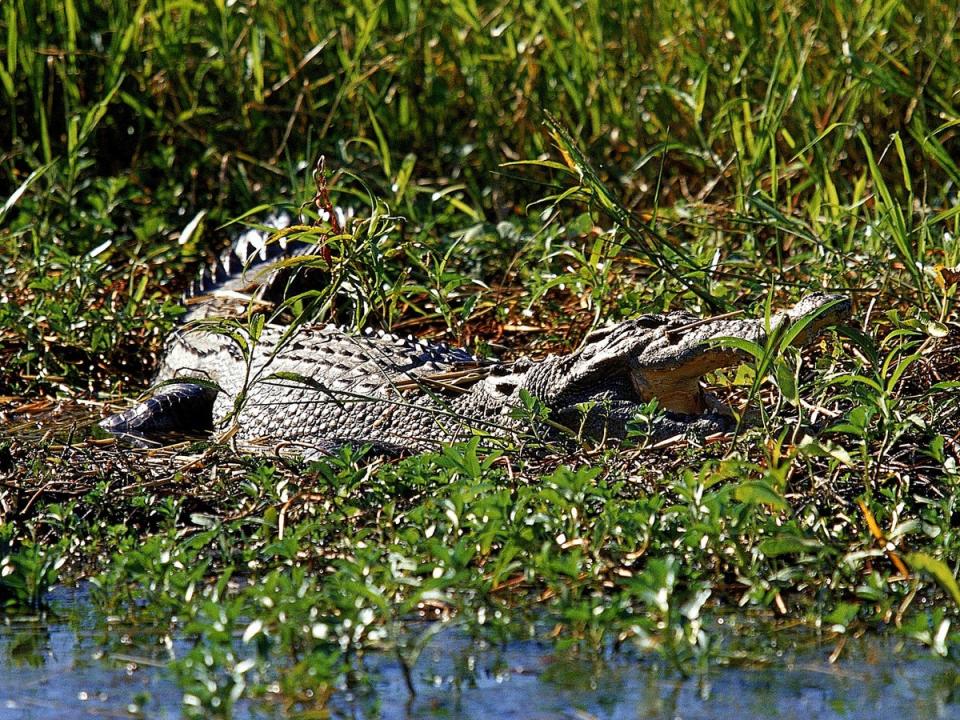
[627,293,851,417]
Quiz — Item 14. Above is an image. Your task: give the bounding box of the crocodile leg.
[99,383,218,435]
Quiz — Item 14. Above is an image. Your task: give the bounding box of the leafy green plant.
[0,534,66,609]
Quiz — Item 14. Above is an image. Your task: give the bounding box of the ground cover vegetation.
[1,0,960,715]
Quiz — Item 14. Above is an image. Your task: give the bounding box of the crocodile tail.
[182,209,349,321]
[185,211,298,300]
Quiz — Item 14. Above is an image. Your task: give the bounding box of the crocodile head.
[523,293,851,439]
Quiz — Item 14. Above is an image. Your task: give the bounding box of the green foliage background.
[2,1,960,716]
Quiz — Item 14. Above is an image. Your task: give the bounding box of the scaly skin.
[101,292,851,454]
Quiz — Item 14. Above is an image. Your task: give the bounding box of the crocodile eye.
[635,315,666,329]
[583,326,614,344]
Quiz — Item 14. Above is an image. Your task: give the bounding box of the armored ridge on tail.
[100,218,852,455]
[181,211,304,322]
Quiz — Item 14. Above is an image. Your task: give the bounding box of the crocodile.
[100,231,851,456]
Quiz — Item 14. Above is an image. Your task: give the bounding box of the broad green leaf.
[774,361,798,403]
[825,601,861,630]
[797,435,855,466]
[759,534,821,557]
[735,481,789,511]
[926,321,949,338]
[906,553,960,607]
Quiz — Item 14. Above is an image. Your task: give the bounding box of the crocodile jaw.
[629,369,708,415]
[626,293,852,417]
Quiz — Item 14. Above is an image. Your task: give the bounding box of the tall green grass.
[4,1,958,224]
[0,0,956,392]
